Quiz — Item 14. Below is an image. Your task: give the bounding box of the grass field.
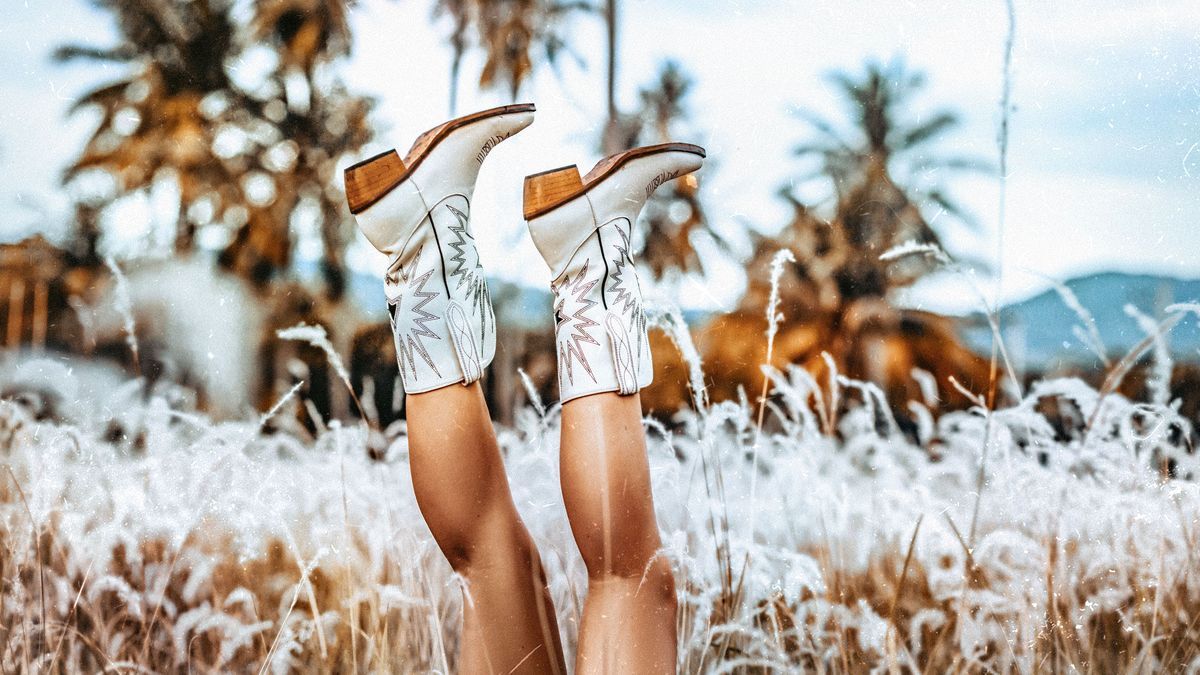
[2,330,1198,674]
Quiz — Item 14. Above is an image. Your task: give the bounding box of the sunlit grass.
[2,327,1198,673]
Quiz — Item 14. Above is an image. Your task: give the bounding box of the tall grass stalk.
[1032,270,1110,367]
[648,304,709,412]
[1083,313,1183,440]
[880,240,1023,401]
[749,249,797,536]
[1126,304,1173,406]
[990,0,1016,410]
[104,256,140,375]
[277,323,368,423]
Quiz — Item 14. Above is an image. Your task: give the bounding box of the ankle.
[589,555,676,602]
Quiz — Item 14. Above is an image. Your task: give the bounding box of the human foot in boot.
[523,143,705,402]
[344,104,535,392]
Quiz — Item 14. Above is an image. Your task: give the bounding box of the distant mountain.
[960,271,1200,371]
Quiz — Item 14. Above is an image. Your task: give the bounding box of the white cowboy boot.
[523,143,705,403]
[344,103,535,393]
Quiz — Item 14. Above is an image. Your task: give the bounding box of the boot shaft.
[549,214,652,399]
[345,104,535,393]
[525,144,705,402]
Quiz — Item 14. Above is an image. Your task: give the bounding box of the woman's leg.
[407,382,566,674]
[559,392,676,674]
[522,143,703,671]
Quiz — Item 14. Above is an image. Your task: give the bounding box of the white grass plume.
[277,323,366,421]
[764,248,796,350]
[1029,270,1109,367]
[879,240,952,265]
[1166,301,1200,318]
[1125,304,1172,406]
[748,248,798,554]
[517,368,546,419]
[277,324,349,386]
[647,303,709,412]
[104,256,140,368]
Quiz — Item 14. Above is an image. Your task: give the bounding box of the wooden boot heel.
[345,150,407,214]
[523,165,583,220]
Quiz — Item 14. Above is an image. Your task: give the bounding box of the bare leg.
[560,392,676,674]
[407,382,566,674]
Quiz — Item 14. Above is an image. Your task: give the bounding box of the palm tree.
[215,0,372,298]
[791,58,987,224]
[252,0,352,81]
[608,61,726,280]
[600,0,621,154]
[786,59,992,298]
[433,0,473,116]
[56,0,243,253]
[646,62,995,420]
[215,79,372,296]
[430,0,590,110]
[765,60,992,412]
[60,0,373,298]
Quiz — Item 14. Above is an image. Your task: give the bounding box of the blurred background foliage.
[57,0,371,298]
[2,0,1190,434]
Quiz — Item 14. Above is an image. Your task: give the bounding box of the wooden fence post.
[32,280,48,352]
[7,278,24,349]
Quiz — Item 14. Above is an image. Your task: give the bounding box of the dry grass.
[1,349,1199,673]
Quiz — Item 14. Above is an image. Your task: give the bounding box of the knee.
[432,506,538,574]
[438,535,474,573]
[417,503,476,571]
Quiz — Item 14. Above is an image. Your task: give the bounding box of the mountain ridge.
[959,271,1200,370]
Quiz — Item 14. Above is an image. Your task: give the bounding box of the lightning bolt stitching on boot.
[396,257,442,381]
[554,258,600,385]
[605,219,648,366]
[444,202,492,345]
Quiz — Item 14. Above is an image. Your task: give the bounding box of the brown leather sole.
[344,102,537,214]
[522,142,706,221]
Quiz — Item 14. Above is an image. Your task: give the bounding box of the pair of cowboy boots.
[343,103,704,402]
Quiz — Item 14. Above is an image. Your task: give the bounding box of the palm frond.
[825,70,864,106]
[67,80,135,114]
[923,189,979,230]
[53,44,137,63]
[549,1,597,14]
[893,110,958,151]
[790,108,854,151]
[908,154,994,174]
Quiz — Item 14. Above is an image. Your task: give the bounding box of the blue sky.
[1,0,1198,313]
